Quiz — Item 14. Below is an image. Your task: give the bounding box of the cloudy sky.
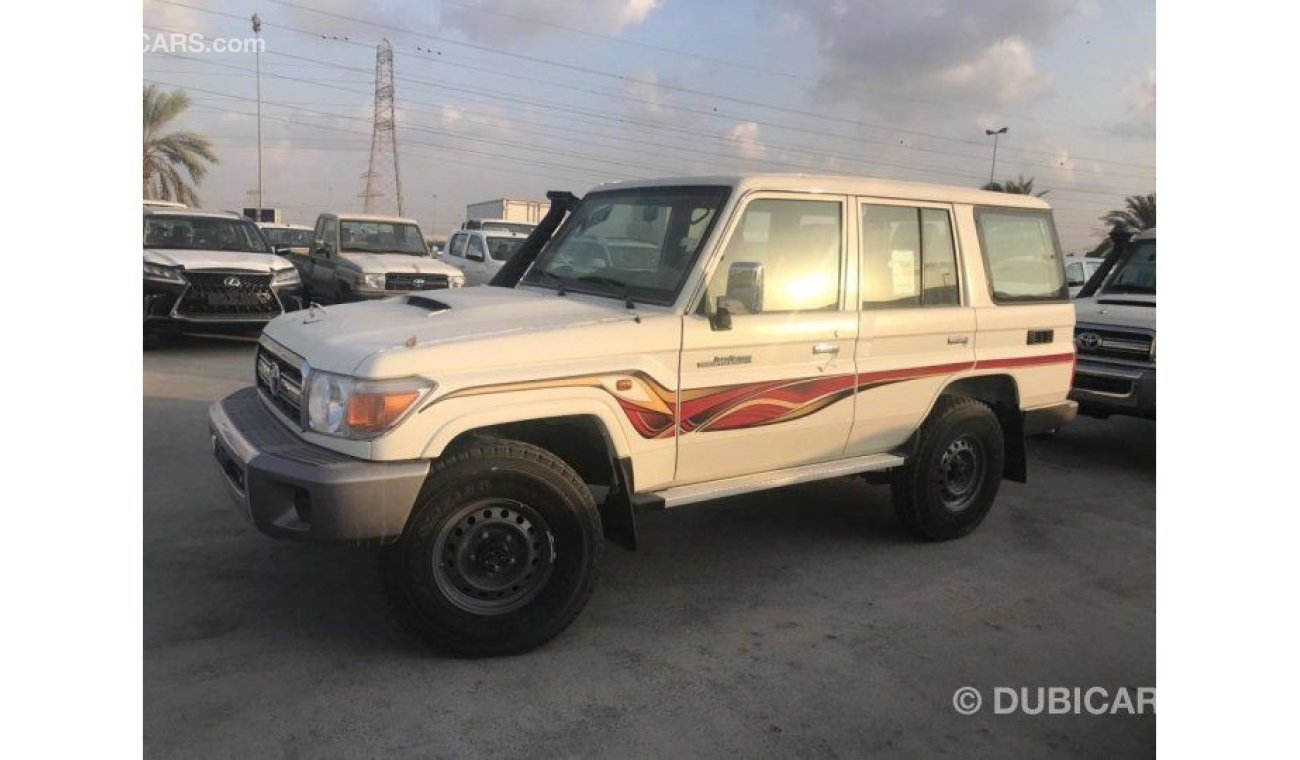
[143,0,1155,252]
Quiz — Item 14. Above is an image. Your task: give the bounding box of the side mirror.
[709,298,733,331]
[725,261,764,315]
[271,243,292,255]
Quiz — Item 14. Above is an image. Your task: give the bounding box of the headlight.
[272,267,301,286]
[356,272,386,290]
[306,370,435,438]
[449,274,465,289]
[144,262,186,284]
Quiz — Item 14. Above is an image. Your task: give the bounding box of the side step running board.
[648,452,905,509]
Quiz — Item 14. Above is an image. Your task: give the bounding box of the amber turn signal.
[347,390,420,432]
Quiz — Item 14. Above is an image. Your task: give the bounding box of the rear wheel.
[892,396,1005,541]
[380,439,602,657]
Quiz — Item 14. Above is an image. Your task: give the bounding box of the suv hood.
[263,286,644,375]
[1074,294,1156,331]
[145,247,292,272]
[340,252,462,276]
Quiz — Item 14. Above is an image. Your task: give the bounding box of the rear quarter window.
[975,208,1067,303]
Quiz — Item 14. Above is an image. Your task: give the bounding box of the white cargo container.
[465,198,546,226]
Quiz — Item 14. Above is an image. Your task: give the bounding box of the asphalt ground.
[144,334,1155,758]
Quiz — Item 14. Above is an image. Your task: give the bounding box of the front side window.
[860,204,959,309]
[521,185,731,305]
[318,218,337,253]
[448,233,467,258]
[1065,261,1086,287]
[1101,239,1156,295]
[975,209,1067,302]
[339,221,428,255]
[705,198,843,315]
[143,216,269,253]
[467,236,488,261]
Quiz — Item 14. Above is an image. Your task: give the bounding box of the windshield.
[262,227,312,246]
[339,220,428,255]
[1102,239,1156,295]
[486,236,525,262]
[481,221,535,235]
[521,185,731,305]
[144,216,270,253]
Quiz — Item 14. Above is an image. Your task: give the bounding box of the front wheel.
[892,396,1005,541]
[379,439,602,656]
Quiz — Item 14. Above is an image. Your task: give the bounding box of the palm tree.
[1101,193,1156,231]
[981,174,1048,197]
[143,84,217,207]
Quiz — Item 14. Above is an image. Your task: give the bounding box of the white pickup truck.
[210,174,1077,656]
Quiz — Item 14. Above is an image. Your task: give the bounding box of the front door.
[310,215,340,299]
[675,193,858,485]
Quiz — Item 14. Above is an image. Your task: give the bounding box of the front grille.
[177,271,280,318]
[256,342,304,424]
[386,273,448,291]
[1073,325,1153,363]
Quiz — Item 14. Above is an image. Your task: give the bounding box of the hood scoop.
[407,295,451,313]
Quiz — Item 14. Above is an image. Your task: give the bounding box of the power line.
[155,0,1155,175]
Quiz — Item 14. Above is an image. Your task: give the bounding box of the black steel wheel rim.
[431,499,556,615]
[936,434,985,512]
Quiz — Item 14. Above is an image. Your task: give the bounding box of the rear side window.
[860,204,960,309]
[975,209,1067,302]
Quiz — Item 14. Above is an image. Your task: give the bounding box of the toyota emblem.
[1075,332,1103,351]
[412,278,425,288]
[223,276,243,287]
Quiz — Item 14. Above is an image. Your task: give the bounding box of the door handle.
[812,342,840,355]
[947,335,969,345]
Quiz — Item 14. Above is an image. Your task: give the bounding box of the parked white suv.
[439,228,529,286]
[210,174,1077,656]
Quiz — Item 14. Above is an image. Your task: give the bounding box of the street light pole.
[985,126,1008,185]
[431,194,438,237]
[252,13,263,221]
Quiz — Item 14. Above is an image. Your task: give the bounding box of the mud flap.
[598,456,638,551]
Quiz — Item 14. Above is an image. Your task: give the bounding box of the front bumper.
[1070,359,1156,420]
[208,387,430,545]
[145,281,304,331]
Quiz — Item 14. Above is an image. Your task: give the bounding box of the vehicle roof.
[143,206,247,220]
[257,222,313,230]
[593,173,1053,210]
[331,213,423,225]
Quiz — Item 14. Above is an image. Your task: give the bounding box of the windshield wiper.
[574,274,636,309]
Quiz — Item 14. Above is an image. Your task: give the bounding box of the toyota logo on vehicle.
[223,276,243,288]
[1075,332,1103,351]
[412,278,425,288]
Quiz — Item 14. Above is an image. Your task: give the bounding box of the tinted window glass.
[486,236,524,261]
[976,210,1066,301]
[144,216,269,253]
[706,199,842,314]
[339,221,427,255]
[860,205,959,309]
[1101,239,1156,295]
[449,234,467,258]
[467,236,487,261]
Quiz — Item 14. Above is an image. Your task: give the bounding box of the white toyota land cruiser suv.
[210,175,1077,656]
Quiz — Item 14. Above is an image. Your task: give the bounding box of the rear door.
[676,193,858,484]
[846,199,976,455]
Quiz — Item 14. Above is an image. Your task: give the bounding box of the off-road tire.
[379,439,602,657]
[892,396,1005,541]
